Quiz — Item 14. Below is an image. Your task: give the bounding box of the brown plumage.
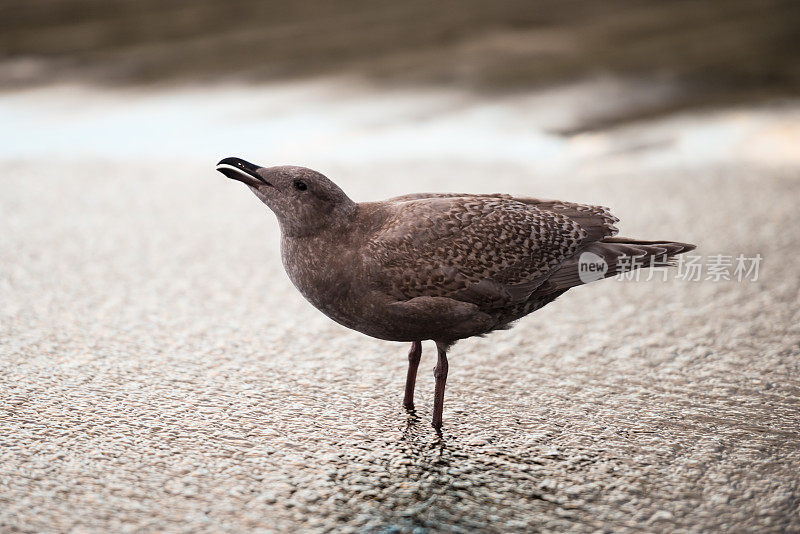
[216,158,696,429]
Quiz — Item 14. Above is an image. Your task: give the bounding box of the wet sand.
[1,84,799,531]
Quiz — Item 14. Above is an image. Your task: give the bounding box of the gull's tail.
[537,237,697,294]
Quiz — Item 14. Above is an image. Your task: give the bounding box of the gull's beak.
[216,157,271,188]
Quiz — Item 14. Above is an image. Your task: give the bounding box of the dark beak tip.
[215,166,240,180]
[217,156,243,167]
[215,156,269,187]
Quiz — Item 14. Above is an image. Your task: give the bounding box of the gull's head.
[216,157,356,236]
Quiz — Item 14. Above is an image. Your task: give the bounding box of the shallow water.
[2,80,799,171]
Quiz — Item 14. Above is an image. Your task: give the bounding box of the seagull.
[216,157,695,429]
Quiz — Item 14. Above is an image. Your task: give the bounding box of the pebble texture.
[1,159,798,532]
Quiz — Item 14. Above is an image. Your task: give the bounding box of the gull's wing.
[365,195,619,310]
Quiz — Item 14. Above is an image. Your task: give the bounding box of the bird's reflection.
[401,406,448,457]
[323,407,561,531]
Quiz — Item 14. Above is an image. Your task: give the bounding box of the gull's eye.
[294,180,307,191]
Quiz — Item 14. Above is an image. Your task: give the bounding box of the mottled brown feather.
[365,194,619,318]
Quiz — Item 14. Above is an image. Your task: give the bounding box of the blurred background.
[1,0,799,164]
[2,1,799,532]
[3,0,800,103]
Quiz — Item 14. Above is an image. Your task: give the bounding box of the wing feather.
[366,195,618,310]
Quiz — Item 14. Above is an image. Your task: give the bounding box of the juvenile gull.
[216,157,696,428]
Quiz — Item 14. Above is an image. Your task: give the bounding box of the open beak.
[216,157,271,188]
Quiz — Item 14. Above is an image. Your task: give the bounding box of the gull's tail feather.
[537,237,696,294]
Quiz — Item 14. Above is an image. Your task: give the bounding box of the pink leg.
[431,342,449,429]
[403,341,422,410]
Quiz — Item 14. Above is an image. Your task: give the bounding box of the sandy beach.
[1,78,798,531]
